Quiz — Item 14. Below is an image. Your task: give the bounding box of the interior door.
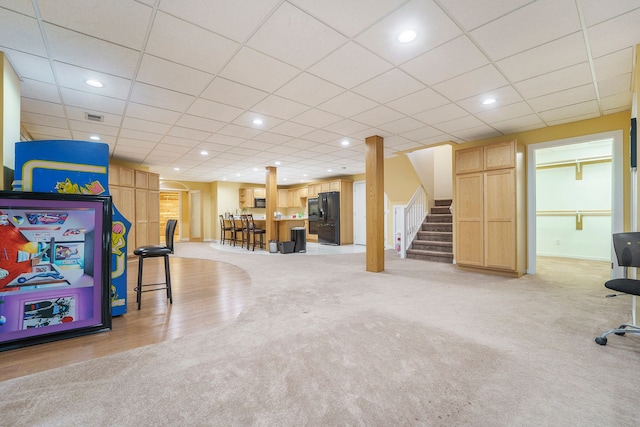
[189,190,203,242]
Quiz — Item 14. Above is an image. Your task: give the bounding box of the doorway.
[160,191,181,243]
[527,130,623,276]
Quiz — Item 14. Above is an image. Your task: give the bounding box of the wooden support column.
[265,166,277,242]
[365,135,384,272]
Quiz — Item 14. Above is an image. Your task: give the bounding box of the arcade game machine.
[12,140,130,316]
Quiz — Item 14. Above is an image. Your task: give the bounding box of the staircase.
[406,199,453,263]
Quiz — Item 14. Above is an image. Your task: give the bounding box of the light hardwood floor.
[0,257,251,382]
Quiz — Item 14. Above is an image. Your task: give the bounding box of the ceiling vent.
[85,112,104,122]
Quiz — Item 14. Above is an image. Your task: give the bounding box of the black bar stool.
[133,219,178,310]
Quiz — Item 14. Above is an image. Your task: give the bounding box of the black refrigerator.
[318,191,340,245]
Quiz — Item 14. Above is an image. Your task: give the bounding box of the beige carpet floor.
[1,243,638,426]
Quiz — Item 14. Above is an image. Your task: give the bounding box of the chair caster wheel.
[595,336,607,345]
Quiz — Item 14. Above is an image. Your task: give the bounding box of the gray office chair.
[133,219,178,310]
[595,232,640,345]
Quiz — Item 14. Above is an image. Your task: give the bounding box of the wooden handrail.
[536,209,611,230]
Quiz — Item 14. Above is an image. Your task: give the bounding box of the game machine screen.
[0,191,112,351]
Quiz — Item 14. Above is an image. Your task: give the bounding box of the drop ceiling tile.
[291,109,343,129]
[456,85,523,114]
[160,135,200,148]
[238,140,277,151]
[118,128,163,142]
[451,125,502,141]
[21,112,67,128]
[418,134,450,146]
[377,116,426,134]
[21,98,65,117]
[352,68,424,103]
[122,117,171,134]
[598,74,632,98]
[413,103,468,125]
[231,112,284,131]
[270,121,315,138]
[60,87,126,115]
[475,101,535,124]
[491,114,546,134]
[275,73,345,107]
[21,79,61,104]
[386,88,450,116]
[434,115,485,133]
[1,1,36,15]
[527,85,596,113]
[130,83,196,112]
[0,10,46,56]
[470,0,581,61]
[201,78,268,109]
[3,50,54,83]
[324,119,369,136]
[351,105,404,127]
[153,143,192,154]
[137,55,213,96]
[601,92,632,112]
[146,12,239,74]
[174,114,226,134]
[401,125,446,141]
[581,0,640,26]
[432,64,509,101]
[250,95,310,120]
[356,0,462,65]
[68,119,119,136]
[587,9,640,58]
[308,42,392,89]
[593,48,633,81]
[401,35,490,86]
[301,130,343,144]
[113,139,156,150]
[38,0,152,50]
[545,111,600,127]
[44,24,139,78]
[218,123,262,139]
[65,106,122,127]
[437,0,533,31]
[317,91,378,117]
[186,98,244,122]
[538,99,600,121]
[247,2,346,69]
[158,0,281,43]
[205,134,247,147]
[514,62,593,99]
[219,47,300,93]
[126,103,181,124]
[251,132,293,145]
[23,124,72,138]
[54,62,132,99]
[497,32,588,83]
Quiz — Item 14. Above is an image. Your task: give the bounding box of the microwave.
[254,198,266,208]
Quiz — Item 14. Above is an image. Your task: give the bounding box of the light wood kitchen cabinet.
[277,189,289,208]
[239,187,254,208]
[254,188,266,198]
[454,140,525,276]
[298,187,308,198]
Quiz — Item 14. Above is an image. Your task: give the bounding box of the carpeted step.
[417,230,452,242]
[434,199,452,207]
[422,222,452,233]
[406,249,453,263]
[430,206,451,215]
[426,214,452,223]
[411,240,452,253]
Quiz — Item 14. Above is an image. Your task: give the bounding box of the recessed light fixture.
[200,150,208,155]
[341,139,350,146]
[173,167,180,171]
[483,98,496,105]
[398,30,417,43]
[86,79,104,88]
[327,169,332,172]
[253,168,259,172]
[275,161,281,165]
[252,118,263,125]
[89,135,100,141]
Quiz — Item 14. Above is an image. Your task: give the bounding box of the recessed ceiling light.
[327,169,332,172]
[173,167,180,171]
[483,98,496,105]
[253,168,259,171]
[200,150,208,155]
[252,118,263,125]
[275,161,281,165]
[86,79,103,88]
[398,30,417,43]
[89,135,100,141]
[341,139,350,146]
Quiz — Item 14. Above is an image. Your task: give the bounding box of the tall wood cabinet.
[109,164,160,254]
[454,140,525,276]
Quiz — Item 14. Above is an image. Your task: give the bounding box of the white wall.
[536,159,612,260]
[433,145,452,200]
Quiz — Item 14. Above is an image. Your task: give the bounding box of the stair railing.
[400,186,428,258]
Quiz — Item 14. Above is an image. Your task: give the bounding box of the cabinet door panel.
[485,220,515,270]
[484,169,515,221]
[455,173,483,266]
[484,140,515,170]
[455,146,483,174]
[456,173,483,220]
[484,169,516,270]
[456,221,484,266]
